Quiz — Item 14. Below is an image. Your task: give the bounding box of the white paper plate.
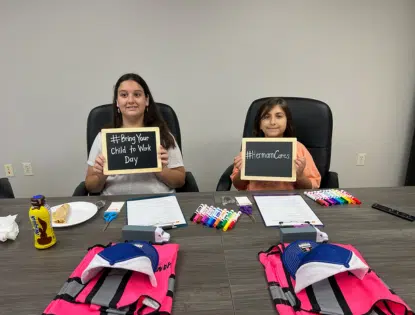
[51,202,98,227]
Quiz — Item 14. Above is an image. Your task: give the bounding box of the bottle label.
[30,215,40,235]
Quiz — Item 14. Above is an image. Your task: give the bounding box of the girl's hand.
[295,157,306,178]
[93,154,106,174]
[234,152,243,170]
[159,146,169,168]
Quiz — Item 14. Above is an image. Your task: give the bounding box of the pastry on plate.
[52,203,70,223]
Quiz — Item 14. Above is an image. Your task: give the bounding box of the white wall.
[1,0,415,197]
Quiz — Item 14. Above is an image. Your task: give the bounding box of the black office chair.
[73,103,199,195]
[216,97,339,191]
[0,178,15,198]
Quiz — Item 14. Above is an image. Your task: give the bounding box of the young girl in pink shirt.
[231,98,321,191]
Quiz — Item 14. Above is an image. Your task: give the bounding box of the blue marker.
[206,208,222,227]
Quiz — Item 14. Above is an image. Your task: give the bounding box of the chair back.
[0,178,15,198]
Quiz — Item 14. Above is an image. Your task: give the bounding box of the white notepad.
[127,195,187,228]
[253,195,323,227]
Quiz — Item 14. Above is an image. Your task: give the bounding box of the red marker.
[341,190,362,205]
[228,211,241,230]
[305,192,329,206]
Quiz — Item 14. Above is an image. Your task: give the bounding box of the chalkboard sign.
[241,138,297,181]
[101,127,162,175]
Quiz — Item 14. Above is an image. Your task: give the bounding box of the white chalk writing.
[108,132,154,166]
[116,133,150,145]
[110,146,126,155]
[110,134,121,144]
[138,144,151,152]
[125,156,139,166]
[245,150,290,160]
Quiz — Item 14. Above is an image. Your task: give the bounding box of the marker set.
[304,189,361,206]
[190,204,241,231]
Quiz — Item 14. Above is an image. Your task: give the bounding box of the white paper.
[105,202,125,213]
[127,195,186,228]
[235,196,252,206]
[254,195,323,227]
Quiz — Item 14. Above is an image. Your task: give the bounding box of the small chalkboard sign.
[102,127,162,175]
[241,137,297,182]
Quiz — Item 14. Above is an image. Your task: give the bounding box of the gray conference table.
[1,187,414,315]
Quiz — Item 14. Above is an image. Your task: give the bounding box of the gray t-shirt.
[87,132,184,195]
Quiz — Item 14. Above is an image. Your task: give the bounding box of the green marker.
[217,210,234,229]
[216,210,227,229]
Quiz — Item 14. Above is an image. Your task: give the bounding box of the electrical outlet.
[22,162,34,176]
[4,164,14,177]
[356,153,366,166]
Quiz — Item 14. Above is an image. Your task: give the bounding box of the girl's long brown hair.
[253,98,295,137]
[112,73,175,149]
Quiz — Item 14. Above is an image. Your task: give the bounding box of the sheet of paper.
[253,195,323,227]
[235,196,252,206]
[105,202,125,213]
[127,195,186,227]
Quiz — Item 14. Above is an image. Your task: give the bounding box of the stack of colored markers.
[304,189,361,206]
[190,204,241,231]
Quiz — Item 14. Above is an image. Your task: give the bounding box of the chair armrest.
[320,171,339,189]
[216,164,234,191]
[176,172,199,193]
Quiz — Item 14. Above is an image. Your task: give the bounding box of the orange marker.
[213,209,228,228]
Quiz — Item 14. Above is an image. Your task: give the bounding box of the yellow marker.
[333,190,353,204]
[223,212,237,231]
[217,210,234,229]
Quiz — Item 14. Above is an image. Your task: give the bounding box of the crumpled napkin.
[0,215,19,242]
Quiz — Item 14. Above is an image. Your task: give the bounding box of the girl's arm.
[231,152,249,190]
[294,143,321,189]
[155,166,186,188]
[85,155,108,193]
[155,145,186,188]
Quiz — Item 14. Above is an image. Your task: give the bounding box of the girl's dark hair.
[112,73,175,149]
[253,97,295,137]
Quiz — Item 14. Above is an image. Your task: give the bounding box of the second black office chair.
[73,103,199,195]
[216,97,339,191]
